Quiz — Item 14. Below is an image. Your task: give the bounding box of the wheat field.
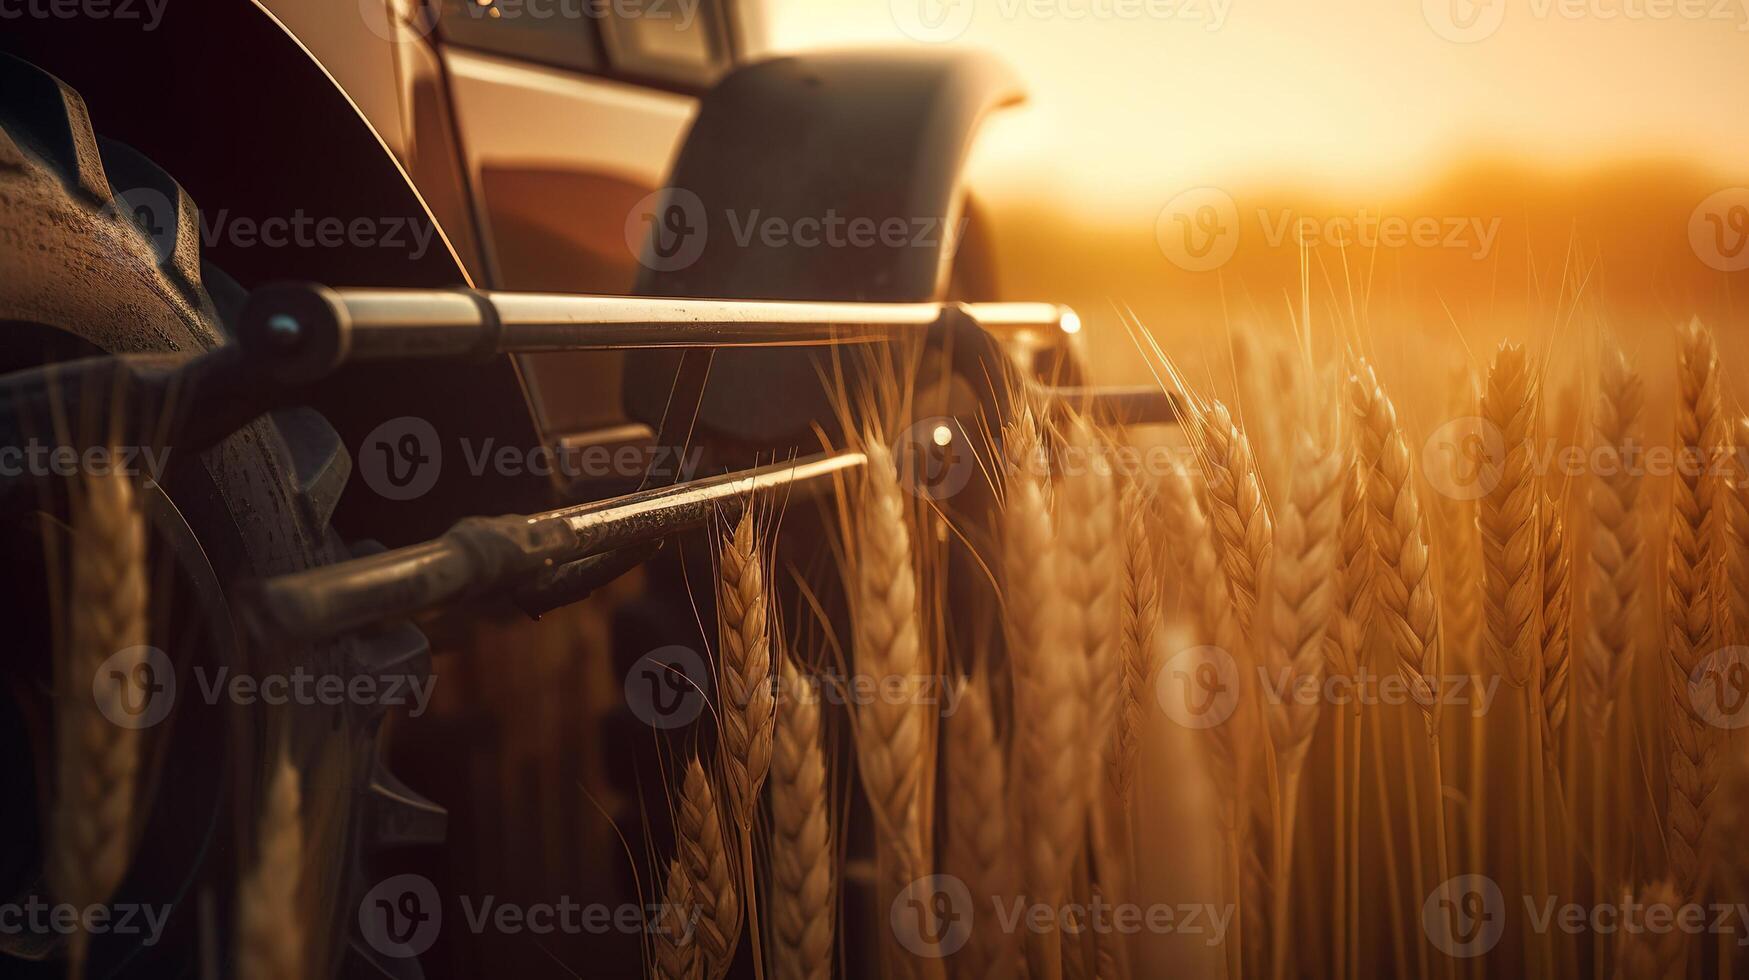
[644,317,1749,980]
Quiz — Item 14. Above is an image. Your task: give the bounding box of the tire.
[0,54,432,979]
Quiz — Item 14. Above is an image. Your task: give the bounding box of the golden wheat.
[49,469,147,978]
[1665,318,1725,899]
[1195,400,1274,639]
[719,510,774,833]
[652,859,701,980]
[768,656,832,980]
[943,672,1019,980]
[1480,343,1541,688]
[1582,345,1645,737]
[1112,479,1158,808]
[678,757,738,979]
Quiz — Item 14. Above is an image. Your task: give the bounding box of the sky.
[760,0,1749,216]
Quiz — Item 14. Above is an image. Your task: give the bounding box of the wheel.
[0,54,433,979]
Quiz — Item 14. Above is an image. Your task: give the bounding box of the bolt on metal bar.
[239,282,1074,383]
[243,450,864,644]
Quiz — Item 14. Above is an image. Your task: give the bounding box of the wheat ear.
[1326,450,1374,684]
[1479,343,1541,688]
[1348,363,1443,726]
[1666,318,1725,899]
[49,469,147,977]
[1539,490,1572,767]
[1055,417,1121,802]
[1111,480,1158,808]
[678,758,739,979]
[768,656,832,980]
[1001,411,1082,979]
[944,672,1019,980]
[719,510,774,831]
[1610,880,1687,979]
[1195,400,1274,639]
[1261,422,1342,775]
[237,754,304,980]
[1583,345,1645,737]
[652,859,701,980]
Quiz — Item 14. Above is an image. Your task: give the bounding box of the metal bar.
[237,283,1073,382]
[242,450,864,644]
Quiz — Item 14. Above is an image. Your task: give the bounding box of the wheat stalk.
[49,468,147,978]
[1001,411,1082,980]
[1326,451,1374,684]
[1261,421,1342,774]
[1111,479,1158,808]
[1055,416,1121,806]
[1348,362,1444,727]
[1480,343,1541,688]
[944,671,1020,980]
[678,757,739,979]
[1665,318,1725,899]
[1539,490,1572,768]
[237,754,304,980]
[1195,400,1274,639]
[719,510,774,833]
[768,655,832,980]
[1582,345,1645,737]
[652,859,701,980]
